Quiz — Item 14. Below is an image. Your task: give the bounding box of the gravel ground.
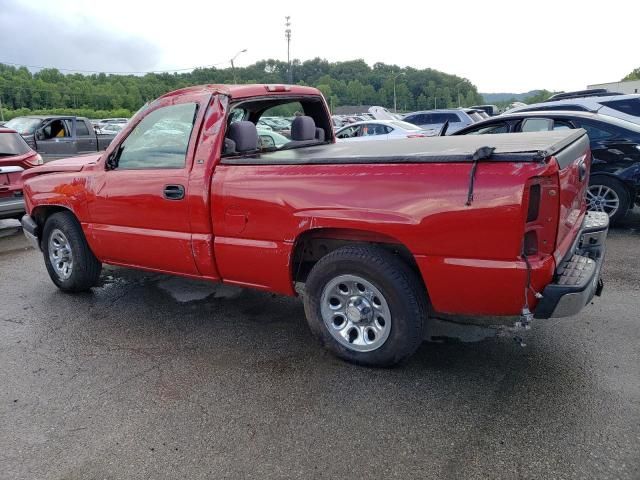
[0,212,638,480]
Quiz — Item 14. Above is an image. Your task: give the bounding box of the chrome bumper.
[0,197,25,218]
[534,211,609,319]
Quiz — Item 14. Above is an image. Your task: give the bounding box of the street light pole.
[285,16,292,84]
[392,72,405,113]
[455,80,466,107]
[230,48,248,84]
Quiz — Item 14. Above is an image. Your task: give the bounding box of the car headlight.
[33,154,44,165]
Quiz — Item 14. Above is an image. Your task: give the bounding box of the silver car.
[505,93,640,125]
[402,109,477,134]
[335,120,430,142]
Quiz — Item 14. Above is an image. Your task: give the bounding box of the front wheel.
[303,245,427,367]
[42,211,102,292]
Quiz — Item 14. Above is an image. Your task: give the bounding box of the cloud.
[0,1,161,73]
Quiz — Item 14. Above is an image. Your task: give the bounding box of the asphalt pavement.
[0,213,638,480]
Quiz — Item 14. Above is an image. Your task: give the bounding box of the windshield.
[391,121,422,131]
[4,117,41,135]
[0,132,31,155]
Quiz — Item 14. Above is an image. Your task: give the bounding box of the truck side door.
[35,117,78,160]
[74,118,98,154]
[86,94,208,275]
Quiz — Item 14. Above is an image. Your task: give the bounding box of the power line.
[0,59,231,75]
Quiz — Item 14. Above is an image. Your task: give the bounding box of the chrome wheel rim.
[587,185,619,218]
[48,229,73,280]
[320,274,391,352]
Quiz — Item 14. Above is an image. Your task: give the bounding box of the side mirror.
[521,118,554,132]
[35,129,45,141]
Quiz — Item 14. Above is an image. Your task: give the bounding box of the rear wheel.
[303,245,427,367]
[587,176,630,224]
[42,212,102,292]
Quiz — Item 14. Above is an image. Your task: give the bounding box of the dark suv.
[453,111,640,223]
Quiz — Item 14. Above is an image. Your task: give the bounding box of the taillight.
[524,231,538,255]
[526,184,540,222]
[523,177,559,257]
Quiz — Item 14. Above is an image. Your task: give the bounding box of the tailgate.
[552,132,590,262]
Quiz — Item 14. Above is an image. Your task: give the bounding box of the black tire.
[588,176,630,225]
[42,211,102,292]
[303,244,428,367]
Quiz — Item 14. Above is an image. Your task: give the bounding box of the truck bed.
[221,130,587,165]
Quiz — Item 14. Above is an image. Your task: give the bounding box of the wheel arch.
[290,227,424,287]
[31,205,79,246]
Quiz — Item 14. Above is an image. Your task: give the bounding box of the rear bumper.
[0,197,25,219]
[534,211,609,319]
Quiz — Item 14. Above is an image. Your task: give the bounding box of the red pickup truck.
[20,84,609,366]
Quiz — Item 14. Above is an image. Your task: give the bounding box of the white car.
[335,120,432,142]
[257,129,289,148]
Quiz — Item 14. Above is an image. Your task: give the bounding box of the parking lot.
[0,213,638,479]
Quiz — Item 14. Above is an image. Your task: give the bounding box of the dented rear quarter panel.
[211,160,559,314]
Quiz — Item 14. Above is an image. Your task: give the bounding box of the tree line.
[0,58,484,120]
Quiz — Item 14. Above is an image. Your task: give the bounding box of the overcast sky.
[1,0,637,93]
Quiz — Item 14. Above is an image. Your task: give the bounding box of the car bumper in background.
[534,211,609,319]
[0,197,25,219]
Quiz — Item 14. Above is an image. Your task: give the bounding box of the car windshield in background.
[0,132,31,155]
[392,121,422,131]
[4,118,41,135]
[601,98,640,117]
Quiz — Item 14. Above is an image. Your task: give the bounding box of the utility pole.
[285,16,292,84]
[230,48,248,84]
[392,72,405,113]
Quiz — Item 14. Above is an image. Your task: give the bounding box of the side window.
[600,99,640,117]
[43,119,70,139]
[419,114,433,124]
[116,103,198,170]
[337,126,359,139]
[521,118,554,132]
[229,109,246,124]
[75,120,90,136]
[577,121,615,141]
[364,124,387,136]
[465,122,510,135]
[552,120,574,131]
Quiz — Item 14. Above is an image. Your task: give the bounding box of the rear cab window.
[225,96,331,153]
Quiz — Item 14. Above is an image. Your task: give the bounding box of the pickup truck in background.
[19,84,609,366]
[3,115,116,161]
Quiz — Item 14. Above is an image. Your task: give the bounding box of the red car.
[0,128,42,219]
[19,85,609,366]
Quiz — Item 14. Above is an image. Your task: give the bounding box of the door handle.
[163,184,185,200]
